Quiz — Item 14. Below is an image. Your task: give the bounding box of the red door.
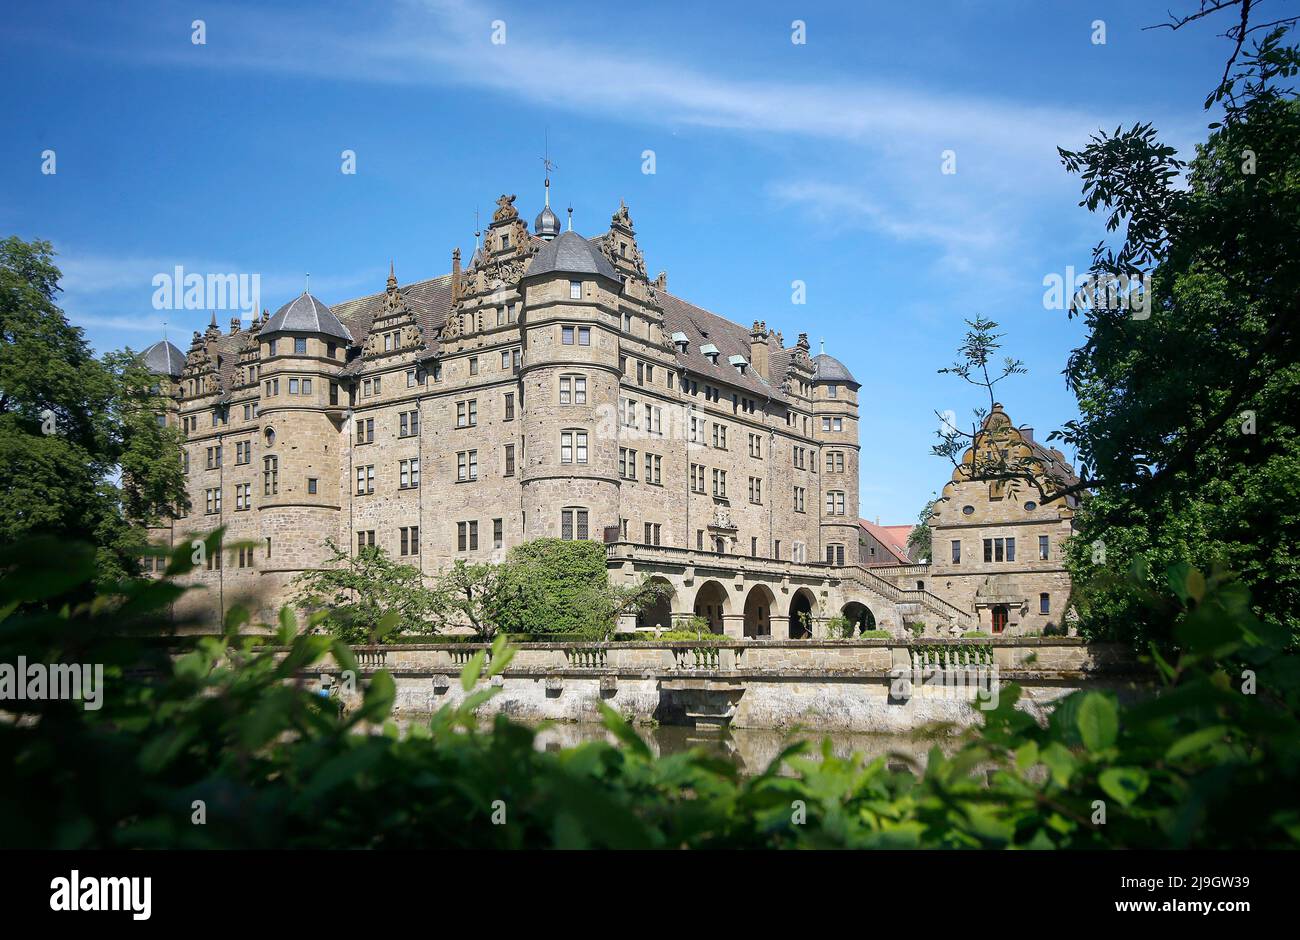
[992,605,1008,634]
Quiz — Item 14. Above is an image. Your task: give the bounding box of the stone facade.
[926,404,1078,635]
[148,192,899,631]
[141,194,1073,639]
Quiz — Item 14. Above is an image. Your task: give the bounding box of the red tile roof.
[858,519,914,565]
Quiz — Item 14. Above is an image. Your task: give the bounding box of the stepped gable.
[657,291,787,401]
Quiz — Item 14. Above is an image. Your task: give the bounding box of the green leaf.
[1098,767,1149,807]
[460,650,486,691]
[1040,743,1077,788]
[1076,693,1118,752]
[1166,725,1228,761]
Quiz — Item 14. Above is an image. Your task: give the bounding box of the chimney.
[749,321,770,379]
[451,248,461,302]
[652,271,667,291]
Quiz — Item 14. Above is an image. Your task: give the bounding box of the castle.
[141,187,1075,637]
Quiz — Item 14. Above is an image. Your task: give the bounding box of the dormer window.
[671,331,689,353]
[700,343,720,365]
[729,354,748,375]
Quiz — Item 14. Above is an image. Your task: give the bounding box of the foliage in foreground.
[2,535,1297,849]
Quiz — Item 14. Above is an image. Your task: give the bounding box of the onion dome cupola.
[812,352,859,388]
[258,291,353,342]
[534,203,562,240]
[141,339,185,377]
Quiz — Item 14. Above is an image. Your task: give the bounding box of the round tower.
[812,349,862,565]
[517,230,623,542]
[256,291,351,601]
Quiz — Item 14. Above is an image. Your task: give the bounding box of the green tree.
[497,538,667,639]
[293,540,444,643]
[907,495,938,562]
[0,237,187,585]
[436,559,521,640]
[1050,17,1300,644]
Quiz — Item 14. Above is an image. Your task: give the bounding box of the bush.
[3,534,1298,849]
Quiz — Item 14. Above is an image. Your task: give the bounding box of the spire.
[535,141,562,240]
[387,259,397,292]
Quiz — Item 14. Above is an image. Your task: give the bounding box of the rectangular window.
[561,508,589,541]
[469,357,479,376]
[712,468,727,498]
[504,392,514,421]
[456,451,477,482]
[262,456,278,495]
[561,430,588,465]
[1040,593,1050,614]
[294,337,307,355]
[504,443,515,477]
[690,463,705,494]
[400,526,420,556]
[400,458,421,488]
[399,409,420,437]
[456,521,479,552]
[793,486,805,512]
[951,540,961,564]
[645,453,661,485]
[493,518,503,550]
[456,399,478,428]
[1006,537,1016,562]
[578,326,590,345]
[1039,535,1050,561]
[562,325,575,345]
[356,465,375,495]
[569,280,582,299]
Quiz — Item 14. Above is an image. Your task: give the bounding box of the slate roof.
[656,291,790,401]
[813,352,858,386]
[330,274,454,373]
[524,231,620,282]
[141,339,185,377]
[260,292,353,342]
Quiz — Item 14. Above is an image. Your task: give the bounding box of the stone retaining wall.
[295,638,1144,734]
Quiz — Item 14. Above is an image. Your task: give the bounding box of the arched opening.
[637,577,675,631]
[992,604,1009,634]
[788,588,816,639]
[693,580,729,635]
[841,602,875,635]
[743,585,776,638]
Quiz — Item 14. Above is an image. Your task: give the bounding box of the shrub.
[2,534,1298,849]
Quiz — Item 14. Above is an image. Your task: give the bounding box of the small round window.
[264,427,276,447]
[962,505,975,515]
[1024,501,1037,512]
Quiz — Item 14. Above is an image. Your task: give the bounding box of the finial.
[474,207,481,251]
[305,272,310,294]
[387,260,397,292]
[541,132,558,209]
[567,205,573,231]
[209,311,217,328]
[819,337,825,355]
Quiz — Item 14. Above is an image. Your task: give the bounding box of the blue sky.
[1,0,1232,525]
